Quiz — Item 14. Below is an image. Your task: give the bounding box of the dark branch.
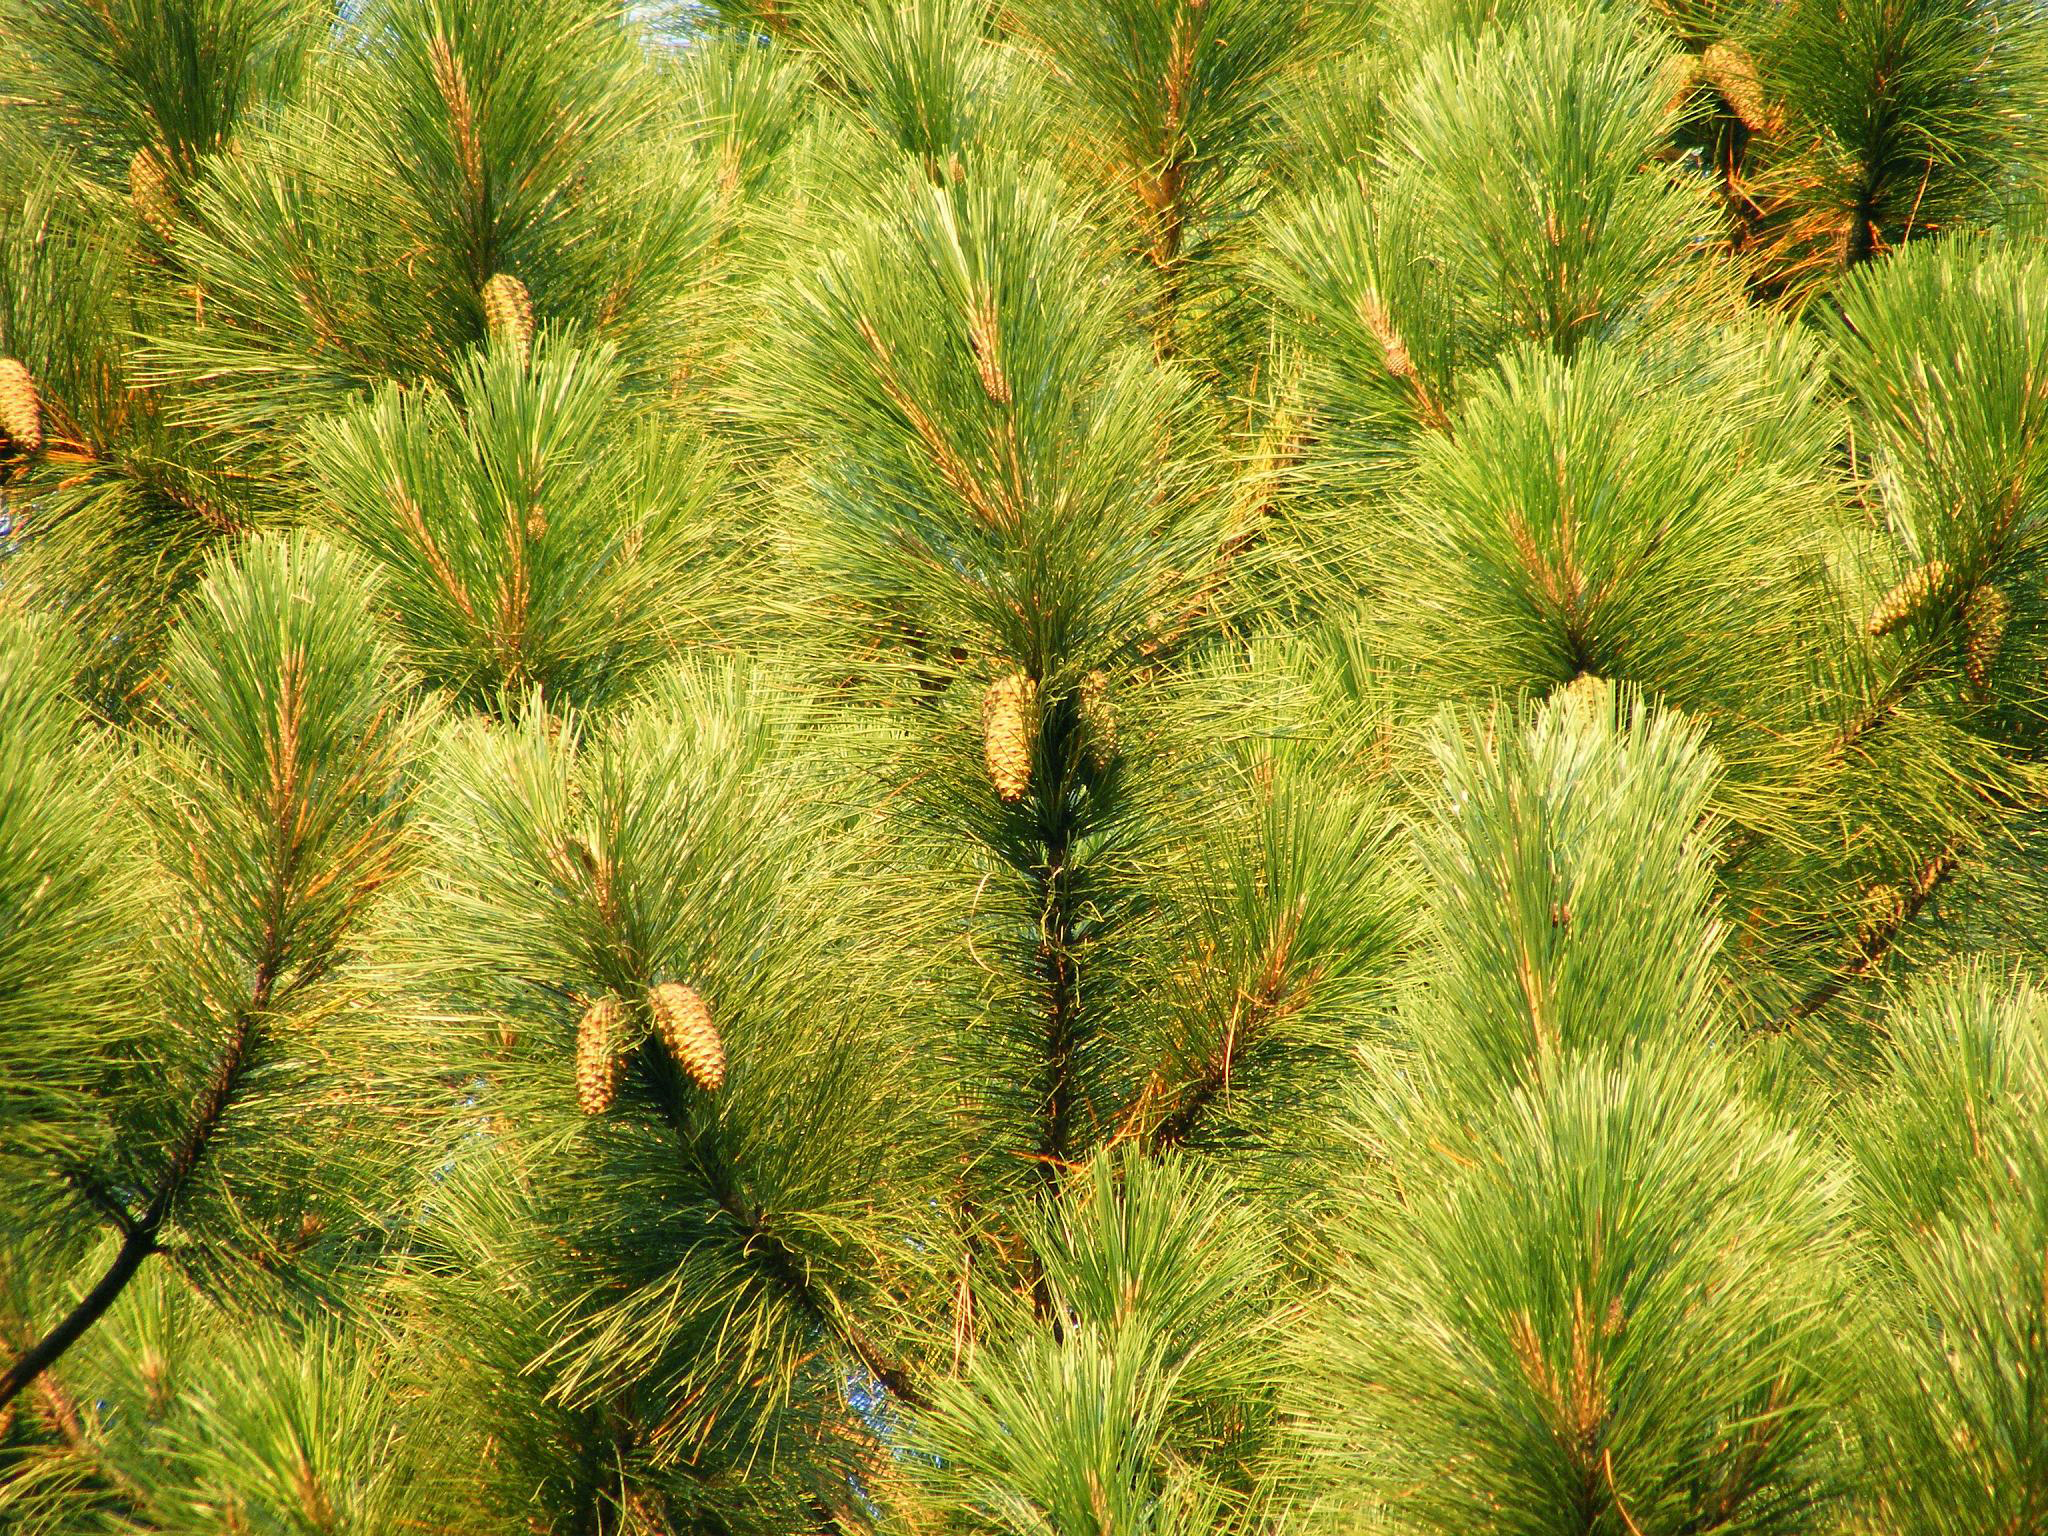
[0,1227,155,1410]
[0,814,295,1410]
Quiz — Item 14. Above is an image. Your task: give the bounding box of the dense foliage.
[5,1,2048,1532]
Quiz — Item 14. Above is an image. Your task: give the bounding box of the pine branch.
[1831,650,1943,756]
[0,1230,151,1413]
[686,1091,932,1410]
[1136,4,1201,331]
[1142,986,1284,1156]
[1770,848,1959,1031]
[575,849,935,1414]
[1125,949,1316,1157]
[1143,1067,1223,1156]
[1843,168,1885,268]
[1036,844,1083,1197]
[1,537,402,1416]
[60,1170,139,1240]
[0,928,281,1411]
[0,1351,152,1512]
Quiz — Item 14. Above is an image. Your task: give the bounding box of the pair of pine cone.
[575,981,724,1114]
[979,670,1116,804]
[1867,559,2010,693]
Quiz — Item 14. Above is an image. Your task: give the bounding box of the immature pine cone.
[128,146,177,242]
[981,672,1039,803]
[1358,292,1414,380]
[1867,559,1951,637]
[481,273,534,369]
[649,981,725,1092]
[575,996,625,1114]
[1078,670,1117,773]
[1962,583,2009,694]
[0,359,42,453]
[1550,671,1611,726]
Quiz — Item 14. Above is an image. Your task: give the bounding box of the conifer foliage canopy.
[5,1,2048,1533]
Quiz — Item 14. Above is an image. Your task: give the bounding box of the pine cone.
[481,272,534,368]
[1962,583,2008,694]
[1866,559,1951,637]
[1699,40,1773,134]
[1358,291,1414,380]
[0,358,43,453]
[981,672,1038,803]
[575,995,625,1114]
[128,146,177,242]
[1655,52,1701,117]
[621,1488,669,1536]
[1549,671,1610,725]
[648,981,725,1092]
[1077,670,1117,773]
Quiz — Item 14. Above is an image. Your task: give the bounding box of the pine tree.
[7,0,2048,1533]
